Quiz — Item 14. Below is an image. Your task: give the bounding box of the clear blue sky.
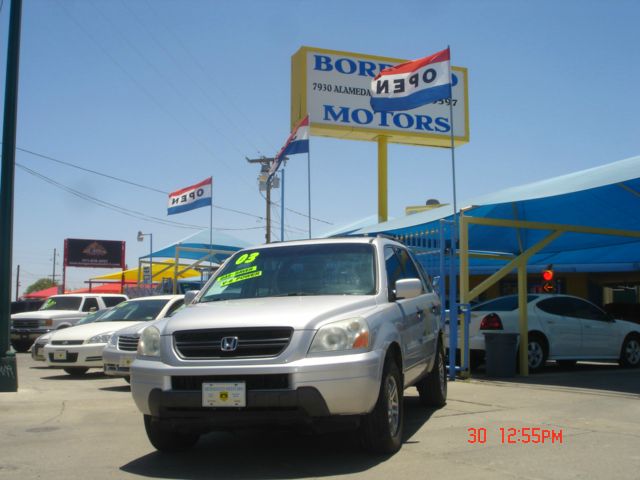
[2,0,639,293]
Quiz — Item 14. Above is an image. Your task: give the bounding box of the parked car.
[131,237,446,454]
[455,294,640,371]
[102,295,185,380]
[30,307,115,361]
[11,293,128,352]
[43,295,183,376]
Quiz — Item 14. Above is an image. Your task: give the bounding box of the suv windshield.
[200,243,376,302]
[39,296,82,311]
[96,298,169,322]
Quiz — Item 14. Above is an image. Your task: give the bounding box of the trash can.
[483,332,519,378]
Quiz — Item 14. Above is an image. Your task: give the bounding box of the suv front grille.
[171,374,289,391]
[173,327,293,359]
[118,335,139,351]
[12,319,40,329]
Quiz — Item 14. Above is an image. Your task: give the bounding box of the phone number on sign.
[468,427,563,444]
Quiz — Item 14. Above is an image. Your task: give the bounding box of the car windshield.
[95,298,170,322]
[75,307,114,325]
[39,296,82,311]
[200,243,376,302]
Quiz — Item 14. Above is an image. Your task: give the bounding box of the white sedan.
[456,294,640,371]
[44,295,184,376]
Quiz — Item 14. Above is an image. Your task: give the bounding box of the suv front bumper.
[131,349,383,419]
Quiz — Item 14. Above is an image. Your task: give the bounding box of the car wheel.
[63,367,89,376]
[144,415,200,452]
[416,342,447,408]
[619,335,640,368]
[360,355,403,454]
[11,341,30,353]
[528,333,548,372]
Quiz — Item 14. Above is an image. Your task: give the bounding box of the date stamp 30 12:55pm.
[468,427,564,445]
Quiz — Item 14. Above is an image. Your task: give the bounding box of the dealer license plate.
[202,382,246,408]
[53,350,67,361]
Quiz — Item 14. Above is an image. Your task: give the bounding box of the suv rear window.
[103,296,127,307]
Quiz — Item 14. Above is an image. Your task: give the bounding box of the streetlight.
[137,231,153,286]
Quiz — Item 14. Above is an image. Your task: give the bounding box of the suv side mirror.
[184,290,200,305]
[394,278,423,300]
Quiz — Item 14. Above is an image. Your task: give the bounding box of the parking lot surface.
[1,354,639,479]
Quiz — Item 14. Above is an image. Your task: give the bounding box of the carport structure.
[351,155,640,376]
[138,229,250,293]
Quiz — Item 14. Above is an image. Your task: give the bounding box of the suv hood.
[11,310,84,320]
[162,296,379,334]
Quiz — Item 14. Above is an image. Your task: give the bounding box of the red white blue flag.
[269,115,309,176]
[167,177,212,215]
[370,48,451,112]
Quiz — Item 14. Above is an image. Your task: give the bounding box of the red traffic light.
[542,269,554,282]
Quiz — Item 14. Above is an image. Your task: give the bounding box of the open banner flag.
[269,115,309,177]
[167,177,212,215]
[370,48,451,112]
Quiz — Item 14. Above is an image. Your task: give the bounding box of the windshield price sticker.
[219,271,262,287]
[235,252,260,265]
[216,265,258,283]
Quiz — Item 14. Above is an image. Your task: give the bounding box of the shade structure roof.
[91,260,201,282]
[22,286,60,299]
[140,229,251,263]
[352,155,640,272]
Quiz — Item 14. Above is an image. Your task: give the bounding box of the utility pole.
[246,156,278,244]
[15,265,20,301]
[0,0,23,392]
[51,248,57,284]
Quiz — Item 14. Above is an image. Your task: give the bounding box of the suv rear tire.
[360,355,403,454]
[144,415,200,452]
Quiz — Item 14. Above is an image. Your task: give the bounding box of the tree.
[25,278,57,294]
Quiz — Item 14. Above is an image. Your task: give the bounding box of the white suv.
[131,237,446,454]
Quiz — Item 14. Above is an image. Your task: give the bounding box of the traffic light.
[542,265,554,292]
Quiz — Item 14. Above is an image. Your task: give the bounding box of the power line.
[16,162,307,235]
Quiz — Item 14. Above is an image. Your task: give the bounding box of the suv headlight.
[309,318,370,354]
[107,334,117,347]
[86,332,114,344]
[138,326,161,357]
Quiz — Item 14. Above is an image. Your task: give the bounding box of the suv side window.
[82,297,99,312]
[166,299,184,316]
[103,296,127,307]
[385,246,403,295]
[385,246,426,299]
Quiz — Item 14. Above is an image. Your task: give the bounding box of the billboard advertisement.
[64,238,125,268]
[291,46,469,148]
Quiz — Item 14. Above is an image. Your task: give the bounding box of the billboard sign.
[64,238,125,268]
[291,46,469,147]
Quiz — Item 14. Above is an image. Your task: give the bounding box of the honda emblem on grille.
[220,336,239,352]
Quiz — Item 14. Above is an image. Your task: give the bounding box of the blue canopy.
[352,155,640,272]
[140,230,251,264]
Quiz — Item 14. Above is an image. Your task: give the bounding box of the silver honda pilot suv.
[131,236,447,454]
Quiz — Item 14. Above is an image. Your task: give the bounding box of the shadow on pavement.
[120,399,437,479]
[40,371,110,381]
[100,385,131,393]
[474,362,640,396]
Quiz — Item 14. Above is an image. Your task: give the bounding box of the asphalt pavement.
[1,354,639,479]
